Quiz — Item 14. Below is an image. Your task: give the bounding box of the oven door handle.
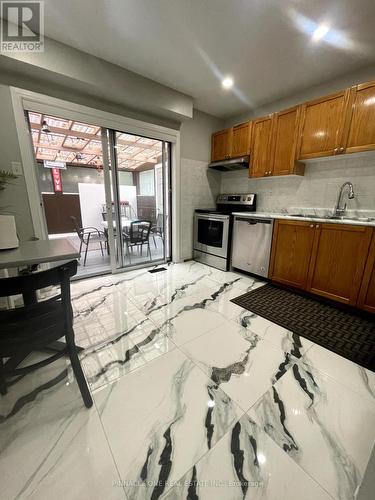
[195,214,229,222]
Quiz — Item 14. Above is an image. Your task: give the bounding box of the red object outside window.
[51,168,63,193]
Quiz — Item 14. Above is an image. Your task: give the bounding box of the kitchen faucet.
[334,182,355,217]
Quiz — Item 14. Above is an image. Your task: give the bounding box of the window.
[139,170,155,196]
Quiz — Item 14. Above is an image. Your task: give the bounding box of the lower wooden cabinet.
[270,219,374,308]
[357,232,375,313]
[269,220,315,289]
[307,223,372,305]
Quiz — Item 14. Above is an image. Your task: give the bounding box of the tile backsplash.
[220,153,375,212]
[181,158,221,260]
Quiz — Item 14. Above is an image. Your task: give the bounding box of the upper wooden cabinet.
[345,81,375,154]
[271,106,304,176]
[211,121,251,162]
[250,115,273,177]
[211,129,231,162]
[211,78,375,166]
[269,220,315,289]
[249,107,304,178]
[298,90,352,159]
[307,223,372,305]
[357,231,375,313]
[231,121,252,157]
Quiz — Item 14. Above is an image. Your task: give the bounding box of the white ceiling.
[43,0,375,118]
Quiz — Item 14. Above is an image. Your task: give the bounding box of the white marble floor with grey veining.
[1,261,374,500]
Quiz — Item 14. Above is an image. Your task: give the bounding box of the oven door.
[194,213,230,259]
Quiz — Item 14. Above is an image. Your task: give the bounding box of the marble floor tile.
[80,316,177,392]
[146,275,244,343]
[73,293,148,349]
[206,268,260,288]
[162,414,333,500]
[233,309,313,356]
[3,261,374,500]
[161,306,227,346]
[204,277,265,320]
[94,348,244,500]
[70,274,115,300]
[0,355,81,420]
[0,397,125,500]
[130,274,220,317]
[301,343,375,402]
[249,361,375,500]
[180,321,298,411]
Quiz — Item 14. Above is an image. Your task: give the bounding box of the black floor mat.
[148,267,167,274]
[231,284,375,372]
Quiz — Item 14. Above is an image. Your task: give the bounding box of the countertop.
[0,239,79,269]
[231,211,375,227]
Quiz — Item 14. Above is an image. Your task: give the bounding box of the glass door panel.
[26,110,112,279]
[107,130,171,270]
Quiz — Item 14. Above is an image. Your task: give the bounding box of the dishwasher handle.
[235,217,272,225]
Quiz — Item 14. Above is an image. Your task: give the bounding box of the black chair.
[123,220,152,263]
[150,213,164,248]
[70,215,107,266]
[0,260,93,408]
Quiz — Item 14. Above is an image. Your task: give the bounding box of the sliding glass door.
[102,128,171,271]
[27,109,171,278]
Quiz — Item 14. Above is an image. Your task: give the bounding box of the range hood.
[208,155,249,172]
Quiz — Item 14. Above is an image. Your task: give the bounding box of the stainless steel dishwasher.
[231,216,274,277]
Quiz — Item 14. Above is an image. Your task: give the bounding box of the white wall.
[0,85,34,241]
[179,109,224,260]
[0,21,193,124]
[78,183,137,229]
[220,153,375,213]
[181,159,221,260]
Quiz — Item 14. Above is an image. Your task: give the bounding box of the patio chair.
[70,216,107,266]
[150,213,164,248]
[123,220,152,264]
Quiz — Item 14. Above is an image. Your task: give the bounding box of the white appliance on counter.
[231,215,274,278]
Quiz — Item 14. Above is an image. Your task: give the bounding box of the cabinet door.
[269,220,315,289]
[271,106,304,176]
[298,90,351,159]
[249,116,273,177]
[345,81,375,154]
[231,121,251,158]
[211,129,231,161]
[357,231,375,313]
[307,223,372,305]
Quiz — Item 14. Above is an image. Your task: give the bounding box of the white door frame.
[10,86,182,264]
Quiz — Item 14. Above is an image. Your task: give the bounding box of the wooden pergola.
[28,112,162,171]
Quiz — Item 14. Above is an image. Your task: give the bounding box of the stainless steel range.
[193,193,256,271]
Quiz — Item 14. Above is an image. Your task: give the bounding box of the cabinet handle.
[334,148,338,154]
[339,147,345,153]
[316,224,320,228]
[309,224,314,228]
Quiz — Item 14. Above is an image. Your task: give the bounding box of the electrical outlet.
[11,162,23,176]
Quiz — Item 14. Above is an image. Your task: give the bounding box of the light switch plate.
[11,161,23,176]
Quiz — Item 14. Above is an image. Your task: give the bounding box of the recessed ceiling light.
[312,23,330,42]
[222,76,234,89]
